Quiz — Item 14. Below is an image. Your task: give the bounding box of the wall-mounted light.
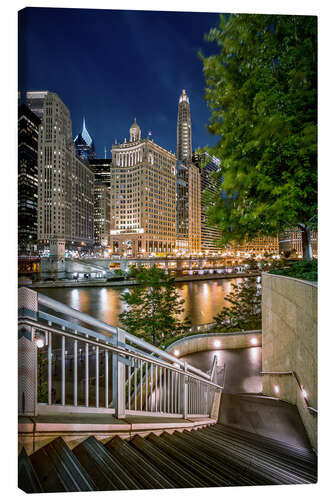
[214,340,221,348]
[34,331,46,349]
[251,338,258,345]
[174,349,180,357]
[302,388,308,399]
[274,384,280,394]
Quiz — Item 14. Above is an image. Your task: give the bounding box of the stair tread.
[18,448,43,493]
[130,434,207,488]
[105,435,174,489]
[30,437,96,492]
[73,436,141,490]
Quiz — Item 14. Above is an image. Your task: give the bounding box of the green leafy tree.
[119,266,190,346]
[214,278,262,331]
[200,14,317,260]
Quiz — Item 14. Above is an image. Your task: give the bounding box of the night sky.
[18,7,221,158]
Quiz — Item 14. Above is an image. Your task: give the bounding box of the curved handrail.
[260,370,317,414]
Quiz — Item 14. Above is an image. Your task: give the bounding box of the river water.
[37,278,243,327]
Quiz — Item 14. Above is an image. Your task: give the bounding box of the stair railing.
[260,370,317,415]
[18,287,222,419]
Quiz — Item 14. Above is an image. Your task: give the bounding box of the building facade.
[279,229,318,258]
[232,236,279,255]
[110,119,177,257]
[74,117,96,160]
[88,158,111,248]
[37,93,94,259]
[26,91,49,120]
[176,89,201,253]
[193,152,224,253]
[18,104,41,252]
[188,163,201,253]
[177,89,192,164]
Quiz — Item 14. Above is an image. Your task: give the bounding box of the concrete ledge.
[18,417,216,455]
[166,330,262,357]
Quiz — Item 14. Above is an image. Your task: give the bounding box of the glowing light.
[35,338,44,349]
[174,349,180,357]
[302,388,308,399]
[214,340,221,348]
[274,385,280,394]
[251,337,258,345]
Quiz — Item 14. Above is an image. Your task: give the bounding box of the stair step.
[165,430,261,486]
[201,426,317,479]
[18,448,43,493]
[130,434,207,489]
[105,435,174,489]
[73,436,141,490]
[194,429,314,484]
[212,424,317,464]
[180,430,279,486]
[29,437,96,492]
[147,432,231,487]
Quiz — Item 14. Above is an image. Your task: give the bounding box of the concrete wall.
[166,330,262,358]
[261,272,317,450]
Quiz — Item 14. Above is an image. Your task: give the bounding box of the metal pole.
[96,345,99,408]
[61,336,65,405]
[48,332,52,405]
[182,362,188,419]
[140,360,143,411]
[74,339,77,406]
[85,341,89,407]
[105,350,109,408]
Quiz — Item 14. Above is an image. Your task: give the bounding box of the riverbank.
[22,271,260,289]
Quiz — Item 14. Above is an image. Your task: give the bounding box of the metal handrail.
[19,317,221,389]
[260,370,317,414]
[37,291,210,381]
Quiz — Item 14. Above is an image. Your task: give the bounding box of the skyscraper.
[26,91,49,119]
[18,104,40,252]
[192,152,224,253]
[175,89,201,253]
[88,158,111,248]
[38,93,94,269]
[177,89,192,164]
[110,119,177,257]
[74,117,96,160]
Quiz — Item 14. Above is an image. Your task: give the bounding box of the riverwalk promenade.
[21,271,260,288]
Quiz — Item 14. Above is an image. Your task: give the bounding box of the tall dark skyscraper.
[88,158,111,248]
[18,104,40,252]
[192,152,223,252]
[74,117,96,160]
[177,89,192,164]
[26,91,49,119]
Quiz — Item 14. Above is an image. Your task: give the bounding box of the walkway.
[180,346,263,393]
[180,347,313,449]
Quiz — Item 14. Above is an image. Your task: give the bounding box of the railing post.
[180,361,188,419]
[113,328,126,418]
[18,287,38,417]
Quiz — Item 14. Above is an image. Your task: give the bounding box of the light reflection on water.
[37,278,243,327]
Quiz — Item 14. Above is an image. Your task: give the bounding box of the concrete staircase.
[19,423,317,493]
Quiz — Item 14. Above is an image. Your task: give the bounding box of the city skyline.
[18,8,221,157]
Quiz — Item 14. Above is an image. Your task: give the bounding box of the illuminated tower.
[177,89,192,163]
[74,117,96,160]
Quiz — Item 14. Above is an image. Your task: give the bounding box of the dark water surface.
[36,278,243,327]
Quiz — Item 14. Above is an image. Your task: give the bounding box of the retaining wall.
[166,330,262,358]
[261,272,317,450]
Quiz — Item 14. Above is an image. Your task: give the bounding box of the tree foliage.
[119,266,190,346]
[200,14,317,259]
[214,277,262,331]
